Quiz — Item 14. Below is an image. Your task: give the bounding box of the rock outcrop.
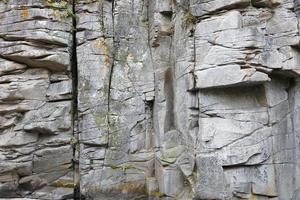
[1,0,300,199]
[0,0,74,199]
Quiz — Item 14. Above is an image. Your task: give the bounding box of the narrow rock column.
[76,0,154,198]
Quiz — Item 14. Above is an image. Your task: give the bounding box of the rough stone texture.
[0,0,74,199]
[1,0,300,199]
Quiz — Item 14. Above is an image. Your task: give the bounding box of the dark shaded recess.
[70,0,82,199]
[164,67,175,132]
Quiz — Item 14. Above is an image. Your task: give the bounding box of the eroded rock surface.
[1,0,300,199]
[0,0,73,199]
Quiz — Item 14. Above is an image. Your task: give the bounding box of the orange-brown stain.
[93,38,111,67]
[22,8,29,18]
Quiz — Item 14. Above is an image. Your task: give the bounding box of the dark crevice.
[164,33,176,132]
[107,0,115,147]
[145,99,154,150]
[47,98,72,103]
[99,0,116,189]
[70,0,80,199]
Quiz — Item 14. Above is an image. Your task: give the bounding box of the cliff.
[1,0,300,199]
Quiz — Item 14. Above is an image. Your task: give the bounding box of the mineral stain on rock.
[21,8,30,18]
[1,0,300,199]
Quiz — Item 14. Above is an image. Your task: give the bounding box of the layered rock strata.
[1,0,300,199]
[0,0,74,199]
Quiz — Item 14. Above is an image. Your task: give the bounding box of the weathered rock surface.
[0,0,73,199]
[1,0,300,199]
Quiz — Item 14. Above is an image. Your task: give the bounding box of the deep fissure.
[70,0,80,199]
[107,0,115,148]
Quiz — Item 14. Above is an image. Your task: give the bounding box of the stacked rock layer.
[1,0,300,199]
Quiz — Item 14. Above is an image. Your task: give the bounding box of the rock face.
[1,0,300,199]
[0,0,74,199]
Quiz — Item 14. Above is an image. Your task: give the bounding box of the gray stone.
[1,0,300,199]
[195,155,227,200]
[0,2,73,198]
[190,0,250,17]
[46,80,72,101]
[195,65,270,89]
[23,102,72,135]
[156,165,185,197]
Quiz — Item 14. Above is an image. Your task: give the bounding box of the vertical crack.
[107,0,115,147]
[70,0,80,199]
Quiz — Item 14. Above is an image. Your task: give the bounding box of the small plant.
[45,0,69,9]
[182,10,197,29]
[46,0,75,21]
[70,136,78,146]
[66,5,75,17]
